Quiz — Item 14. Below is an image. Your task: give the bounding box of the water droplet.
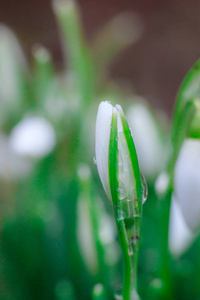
[117,210,124,221]
[134,206,140,217]
[141,172,148,204]
[118,182,126,200]
[128,244,134,255]
[93,156,97,165]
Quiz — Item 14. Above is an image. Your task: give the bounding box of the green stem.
[112,187,141,300]
[157,188,172,290]
[121,227,132,300]
[131,216,141,293]
[53,0,95,105]
[117,215,141,300]
[116,217,135,300]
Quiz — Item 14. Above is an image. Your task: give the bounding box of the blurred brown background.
[0,0,200,115]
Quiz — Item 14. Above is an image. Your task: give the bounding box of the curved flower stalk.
[95,101,147,300]
[172,58,200,144]
[171,59,200,177]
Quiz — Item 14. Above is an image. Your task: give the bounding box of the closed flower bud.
[174,138,200,231]
[95,101,147,220]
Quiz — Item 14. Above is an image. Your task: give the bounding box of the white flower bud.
[95,101,146,219]
[174,138,200,231]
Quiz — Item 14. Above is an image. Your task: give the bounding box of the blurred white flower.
[155,172,169,196]
[0,25,28,125]
[126,102,167,181]
[9,116,56,158]
[169,196,196,257]
[174,138,200,231]
[0,134,31,180]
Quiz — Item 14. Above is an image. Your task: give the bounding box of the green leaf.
[53,0,95,105]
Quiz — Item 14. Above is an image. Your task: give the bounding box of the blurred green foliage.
[0,0,200,299]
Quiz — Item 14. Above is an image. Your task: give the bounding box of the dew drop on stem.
[141,172,148,204]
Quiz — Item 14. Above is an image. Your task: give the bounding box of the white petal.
[126,103,166,180]
[9,116,56,158]
[169,195,195,257]
[95,101,113,200]
[174,138,200,231]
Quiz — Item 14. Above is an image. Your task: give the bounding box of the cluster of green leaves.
[1,0,200,299]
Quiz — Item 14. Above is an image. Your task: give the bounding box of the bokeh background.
[1,1,200,300]
[1,0,200,114]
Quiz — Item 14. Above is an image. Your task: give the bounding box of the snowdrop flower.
[169,196,196,257]
[174,138,200,232]
[95,101,146,220]
[126,102,167,181]
[9,116,56,158]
